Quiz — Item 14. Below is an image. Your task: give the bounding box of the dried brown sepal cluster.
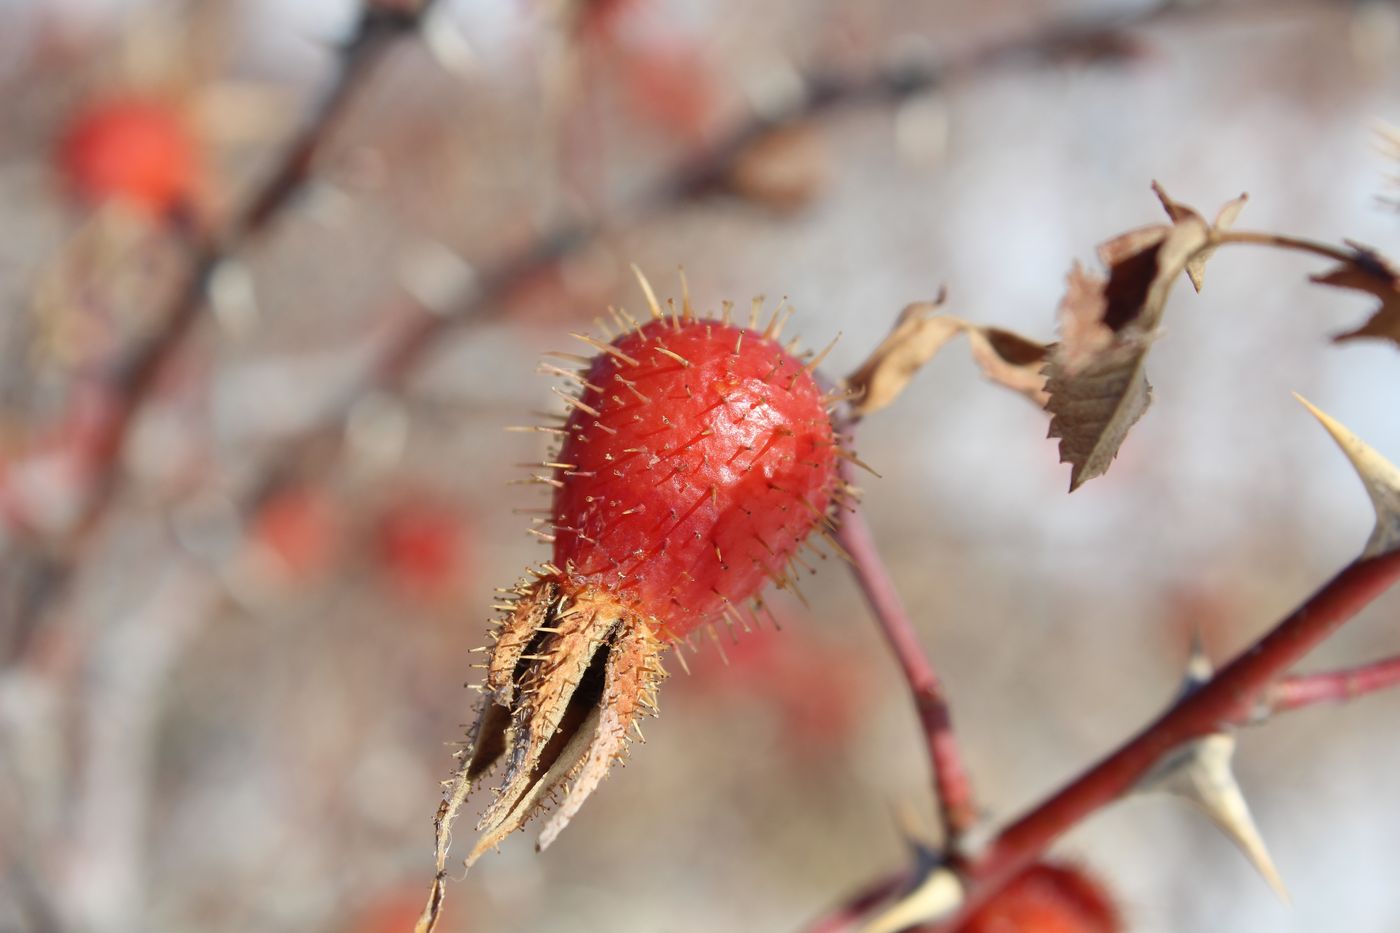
[846,292,1050,417]
[1311,243,1400,347]
[415,578,665,933]
[1045,184,1246,490]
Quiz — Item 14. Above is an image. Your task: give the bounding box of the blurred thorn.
[209,258,260,340]
[398,238,479,316]
[857,864,964,933]
[422,4,479,78]
[1181,628,1212,695]
[1139,731,1289,906]
[1295,394,1400,559]
[894,91,950,168]
[1351,0,1400,71]
[741,56,807,122]
[302,181,358,228]
[171,492,243,565]
[346,391,410,474]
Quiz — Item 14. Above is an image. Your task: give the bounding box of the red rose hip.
[551,310,838,639]
[422,275,846,920]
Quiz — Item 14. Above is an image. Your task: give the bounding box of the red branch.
[938,550,1400,926]
[1267,653,1400,714]
[834,459,978,842]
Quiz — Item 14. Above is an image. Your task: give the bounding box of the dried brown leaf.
[1045,341,1153,491]
[1046,186,1220,490]
[848,297,1049,415]
[1311,244,1400,347]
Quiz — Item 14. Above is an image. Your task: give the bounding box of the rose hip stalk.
[433,275,846,875]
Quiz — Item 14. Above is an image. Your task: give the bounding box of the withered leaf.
[1045,339,1153,491]
[847,296,1050,415]
[1046,186,1234,491]
[1311,244,1400,348]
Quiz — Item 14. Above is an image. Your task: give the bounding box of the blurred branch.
[3,1,436,661]
[832,420,978,843]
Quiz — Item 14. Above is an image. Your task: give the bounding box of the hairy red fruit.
[419,280,848,931]
[956,862,1121,933]
[552,315,838,638]
[58,97,201,218]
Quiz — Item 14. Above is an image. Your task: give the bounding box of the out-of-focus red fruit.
[57,97,202,218]
[956,862,1121,933]
[250,487,338,583]
[350,885,459,933]
[373,496,469,603]
[618,42,719,142]
[686,625,868,757]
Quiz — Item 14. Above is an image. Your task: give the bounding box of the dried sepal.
[1295,394,1400,559]
[415,581,666,933]
[847,295,1049,416]
[1310,242,1400,348]
[1150,181,1247,292]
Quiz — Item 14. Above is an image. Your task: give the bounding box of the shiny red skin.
[957,863,1121,933]
[58,98,200,217]
[552,317,837,639]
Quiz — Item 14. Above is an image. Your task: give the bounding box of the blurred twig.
[3,1,437,661]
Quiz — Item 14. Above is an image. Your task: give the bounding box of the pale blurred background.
[1,1,1399,931]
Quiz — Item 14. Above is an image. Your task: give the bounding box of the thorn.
[614,304,645,337]
[1139,731,1290,905]
[748,296,764,330]
[539,362,602,391]
[506,425,569,435]
[542,350,594,365]
[1294,394,1400,558]
[631,264,664,321]
[858,866,965,933]
[654,346,691,367]
[721,299,733,326]
[705,623,730,665]
[763,301,794,340]
[572,332,640,366]
[677,266,694,321]
[1138,651,1289,904]
[552,386,600,417]
[805,333,841,374]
